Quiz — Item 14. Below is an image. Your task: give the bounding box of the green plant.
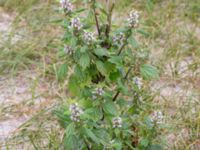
[55,0,161,149]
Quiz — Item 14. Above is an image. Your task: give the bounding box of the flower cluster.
[92,88,104,100]
[64,45,73,55]
[69,103,83,122]
[83,31,95,44]
[60,0,73,13]
[127,10,139,28]
[112,117,122,128]
[70,17,82,30]
[133,76,143,89]
[113,32,126,45]
[151,111,164,124]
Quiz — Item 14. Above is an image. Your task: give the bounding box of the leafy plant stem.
[112,66,132,101]
[92,0,101,36]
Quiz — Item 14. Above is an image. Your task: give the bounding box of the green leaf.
[68,75,80,95]
[112,141,122,150]
[137,29,150,37]
[84,107,102,121]
[108,56,123,68]
[103,100,118,115]
[140,64,159,80]
[96,60,107,76]
[66,123,75,136]
[79,53,90,70]
[80,46,87,53]
[128,36,139,48]
[140,138,149,147]
[64,135,78,150]
[94,48,108,57]
[117,79,128,94]
[109,71,120,81]
[83,128,100,144]
[146,144,163,150]
[57,63,68,82]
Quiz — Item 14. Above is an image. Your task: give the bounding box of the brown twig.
[92,0,101,36]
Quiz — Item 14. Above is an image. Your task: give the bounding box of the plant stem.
[92,0,101,36]
[112,66,132,101]
[105,2,115,38]
[117,29,132,55]
[84,139,91,150]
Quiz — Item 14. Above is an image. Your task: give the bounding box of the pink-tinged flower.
[151,111,164,124]
[127,10,139,28]
[60,0,73,13]
[69,103,83,122]
[112,117,122,128]
[70,17,82,30]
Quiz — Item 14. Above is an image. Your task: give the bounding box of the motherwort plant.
[55,0,161,149]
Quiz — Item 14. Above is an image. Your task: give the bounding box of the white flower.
[133,76,143,89]
[83,31,95,44]
[70,17,82,30]
[64,45,73,55]
[69,103,83,122]
[92,88,104,100]
[127,10,139,28]
[60,0,73,13]
[113,32,125,45]
[112,117,122,128]
[151,111,164,124]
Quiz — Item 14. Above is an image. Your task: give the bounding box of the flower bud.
[113,32,125,45]
[92,88,104,100]
[60,0,73,13]
[69,103,83,122]
[151,111,164,124]
[70,17,82,30]
[64,45,73,55]
[83,31,95,44]
[112,117,122,128]
[127,10,139,28]
[133,76,143,89]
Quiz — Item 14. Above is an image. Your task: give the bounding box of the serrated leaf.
[117,79,128,94]
[83,128,100,144]
[109,71,120,81]
[79,53,90,70]
[140,64,159,80]
[140,138,149,147]
[94,48,108,56]
[84,107,102,121]
[64,135,78,150]
[103,100,118,115]
[96,60,107,76]
[128,36,139,48]
[68,75,80,95]
[57,63,68,82]
[66,123,75,136]
[108,56,122,68]
[112,142,122,150]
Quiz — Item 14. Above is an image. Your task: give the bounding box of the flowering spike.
[69,103,83,122]
[70,17,82,30]
[60,0,73,13]
[112,117,122,128]
[127,10,139,28]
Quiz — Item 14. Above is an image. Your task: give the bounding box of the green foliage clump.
[55,0,161,149]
